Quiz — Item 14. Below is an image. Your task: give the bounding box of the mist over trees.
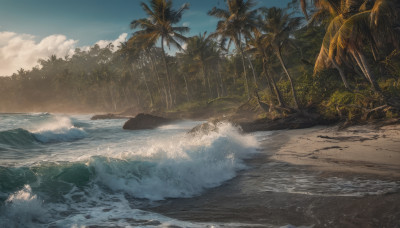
[0,0,399,122]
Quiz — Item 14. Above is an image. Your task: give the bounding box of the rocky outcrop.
[123,113,173,130]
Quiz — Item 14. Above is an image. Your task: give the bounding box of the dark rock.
[238,113,323,132]
[91,113,130,120]
[123,113,173,130]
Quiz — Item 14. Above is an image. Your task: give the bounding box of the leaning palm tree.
[261,7,302,110]
[329,0,400,93]
[129,0,189,108]
[312,0,400,94]
[208,0,259,100]
[303,0,399,93]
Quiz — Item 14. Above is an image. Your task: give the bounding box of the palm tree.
[130,0,190,108]
[261,7,302,110]
[181,32,223,99]
[311,0,400,93]
[246,30,286,108]
[208,0,259,100]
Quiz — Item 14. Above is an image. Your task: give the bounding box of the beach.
[149,123,400,228]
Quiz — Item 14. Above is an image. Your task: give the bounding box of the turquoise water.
[0,113,260,227]
[0,113,398,227]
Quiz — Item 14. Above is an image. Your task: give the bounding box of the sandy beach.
[272,123,400,178]
[149,123,400,228]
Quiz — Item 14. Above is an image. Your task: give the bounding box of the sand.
[148,123,400,228]
[272,124,400,177]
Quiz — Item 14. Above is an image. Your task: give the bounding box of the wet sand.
[147,124,400,228]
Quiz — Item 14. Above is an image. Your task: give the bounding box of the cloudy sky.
[0,0,291,76]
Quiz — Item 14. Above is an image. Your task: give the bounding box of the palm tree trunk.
[276,48,300,110]
[236,33,250,100]
[183,73,190,102]
[352,51,381,93]
[142,73,154,107]
[352,52,369,81]
[247,54,258,87]
[263,61,285,107]
[161,36,173,108]
[358,52,382,93]
[331,57,351,90]
[239,48,250,100]
[148,50,168,108]
[217,58,226,96]
[202,63,212,98]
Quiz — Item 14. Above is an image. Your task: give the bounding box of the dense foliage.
[0,0,399,122]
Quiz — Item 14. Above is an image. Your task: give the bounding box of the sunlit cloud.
[0,32,77,76]
[95,33,127,50]
[0,32,128,76]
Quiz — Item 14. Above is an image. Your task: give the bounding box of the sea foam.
[30,116,87,143]
[0,185,47,227]
[90,122,259,200]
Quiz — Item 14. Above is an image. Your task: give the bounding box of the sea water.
[0,113,262,227]
[0,113,398,227]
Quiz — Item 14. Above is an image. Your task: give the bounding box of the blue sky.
[0,0,291,45]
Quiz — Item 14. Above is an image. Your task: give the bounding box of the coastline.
[148,123,400,227]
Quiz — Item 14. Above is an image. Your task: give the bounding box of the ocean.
[0,113,263,227]
[0,113,398,227]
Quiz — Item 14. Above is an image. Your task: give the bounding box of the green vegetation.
[0,0,399,123]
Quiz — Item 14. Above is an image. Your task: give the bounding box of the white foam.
[91,122,259,200]
[0,185,47,227]
[50,185,270,228]
[30,116,87,143]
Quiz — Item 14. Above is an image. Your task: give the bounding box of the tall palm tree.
[261,7,302,110]
[208,0,259,100]
[130,0,189,108]
[246,30,286,108]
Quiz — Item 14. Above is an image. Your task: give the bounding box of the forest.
[0,0,399,123]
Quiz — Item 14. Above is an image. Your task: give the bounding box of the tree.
[311,0,400,93]
[246,30,286,108]
[261,7,302,110]
[130,0,190,108]
[181,33,223,99]
[208,0,259,100]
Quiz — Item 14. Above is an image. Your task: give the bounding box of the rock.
[238,113,321,132]
[90,113,130,120]
[188,120,221,135]
[123,113,173,130]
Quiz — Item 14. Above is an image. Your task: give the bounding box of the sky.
[0,0,292,76]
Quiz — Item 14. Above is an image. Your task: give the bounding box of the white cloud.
[95,33,127,50]
[0,32,128,76]
[0,32,78,76]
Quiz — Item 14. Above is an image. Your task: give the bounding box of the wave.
[90,122,259,200]
[0,128,38,148]
[30,116,87,143]
[0,122,258,199]
[0,185,48,228]
[0,116,87,147]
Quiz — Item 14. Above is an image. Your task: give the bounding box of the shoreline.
[147,124,400,227]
